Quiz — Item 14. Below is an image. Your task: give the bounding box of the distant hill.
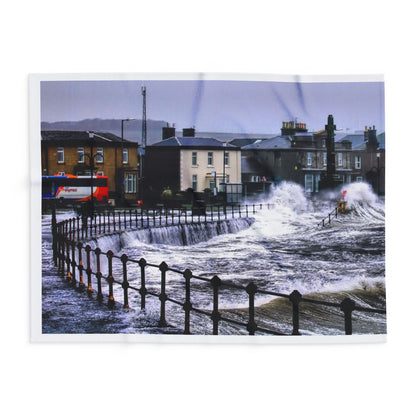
[41,118,277,144]
[41,118,168,145]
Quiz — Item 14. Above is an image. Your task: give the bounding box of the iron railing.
[50,204,386,336]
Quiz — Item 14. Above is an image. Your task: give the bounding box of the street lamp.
[120,118,137,205]
[376,152,381,196]
[87,131,96,217]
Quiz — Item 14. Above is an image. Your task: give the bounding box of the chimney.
[182,127,195,137]
[162,123,176,140]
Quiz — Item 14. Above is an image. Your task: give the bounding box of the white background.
[1,1,415,415]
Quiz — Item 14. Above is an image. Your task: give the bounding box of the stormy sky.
[41,77,385,134]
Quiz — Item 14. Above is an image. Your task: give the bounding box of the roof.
[242,136,292,150]
[41,130,136,145]
[336,132,385,150]
[149,136,237,149]
[228,138,267,147]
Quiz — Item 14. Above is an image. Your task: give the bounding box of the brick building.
[41,130,139,204]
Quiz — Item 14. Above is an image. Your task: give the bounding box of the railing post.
[65,239,71,282]
[85,245,93,297]
[183,269,193,334]
[71,241,77,286]
[106,250,115,308]
[76,217,80,241]
[77,242,85,290]
[210,275,222,335]
[95,248,103,303]
[158,262,169,327]
[340,298,356,335]
[289,290,302,335]
[121,254,129,309]
[138,258,147,309]
[51,205,57,266]
[245,282,258,335]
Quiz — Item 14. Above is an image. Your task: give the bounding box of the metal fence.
[51,204,386,336]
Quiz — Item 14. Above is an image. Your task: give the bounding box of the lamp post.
[120,118,137,205]
[376,152,380,196]
[87,132,96,217]
[222,143,227,208]
[211,171,217,196]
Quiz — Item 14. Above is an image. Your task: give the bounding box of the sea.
[41,181,386,336]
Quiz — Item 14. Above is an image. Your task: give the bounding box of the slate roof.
[336,133,385,150]
[149,137,237,149]
[242,136,292,150]
[41,130,135,144]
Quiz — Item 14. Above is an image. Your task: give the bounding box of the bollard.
[183,269,193,334]
[340,298,356,335]
[210,275,222,335]
[138,258,147,309]
[289,290,302,335]
[245,282,258,335]
[121,254,129,308]
[158,262,169,327]
[106,250,115,308]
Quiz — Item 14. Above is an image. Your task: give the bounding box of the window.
[345,175,351,184]
[97,171,104,176]
[192,152,197,166]
[96,147,104,163]
[315,174,320,191]
[209,179,216,191]
[57,147,64,163]
[124,174,137,193]
[78,147,85,163]
[322,139,326,148]
[224,151,229,166]
[338,153,343,166]
[323,152,327,166]
[122,148,128,164]
[58,171,65,176]
[356,177,363,182]
[305,174,314,192]
[251,176,260,182]
[355,155,361,169]
[207,152,213,166]
[192,175,197,191]
[307,152,312,166]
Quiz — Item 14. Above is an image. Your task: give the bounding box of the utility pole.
[141,86,147,148]
[140,86,147,201]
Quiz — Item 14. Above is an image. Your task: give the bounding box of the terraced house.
[144,127,241,201]
[41,130,139,204]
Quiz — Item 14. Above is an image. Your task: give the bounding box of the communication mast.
[141,86,147,148]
